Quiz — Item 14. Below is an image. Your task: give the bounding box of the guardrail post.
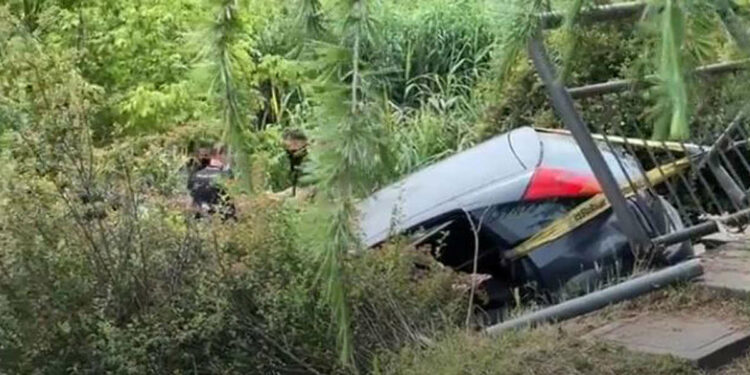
[527,33,651,246]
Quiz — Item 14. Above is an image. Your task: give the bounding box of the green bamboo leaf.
[559,0,587,83]
[657,0,689,140]
[493,0,543,92]
[302,0,396,368]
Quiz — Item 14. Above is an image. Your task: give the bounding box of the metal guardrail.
[482,2,750,333]
[529,1,750,255]
[567,60,750,99]
[485,259,703,335]
[539,1,646,30]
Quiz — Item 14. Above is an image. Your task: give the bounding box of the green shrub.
[347,241,467,366]
[0,161,466,373]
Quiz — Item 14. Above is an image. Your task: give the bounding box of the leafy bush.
[0,155,466,374]
[6,0,750,373]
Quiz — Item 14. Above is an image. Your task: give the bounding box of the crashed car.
[358,126,693,313]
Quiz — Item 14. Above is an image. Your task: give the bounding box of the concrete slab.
[588,313,750,369]
[700,249,750,297]
[700,228,749,251]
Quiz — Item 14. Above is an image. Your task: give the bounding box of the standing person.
[282,128,308,196]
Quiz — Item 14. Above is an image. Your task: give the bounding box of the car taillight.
[523,167,601,201]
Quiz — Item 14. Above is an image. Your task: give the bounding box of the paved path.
[577,242,750,369]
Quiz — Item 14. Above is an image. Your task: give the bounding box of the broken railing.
[527,1,750,257]
[483,1,750,335]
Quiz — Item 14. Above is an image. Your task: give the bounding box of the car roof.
[357,126,645,247]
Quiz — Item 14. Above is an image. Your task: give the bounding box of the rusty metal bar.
[528,33,651,245]
[568,60,750,99]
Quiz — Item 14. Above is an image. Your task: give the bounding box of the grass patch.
[563,282,750,375]
[377,326,695,374]
[717,355,750,374]
[383,279,750,374]
[563,283,750,334]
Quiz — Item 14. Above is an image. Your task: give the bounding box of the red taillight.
[523,168,601,201]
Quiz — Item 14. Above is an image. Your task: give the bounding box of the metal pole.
[653,207,750,246]
[485,259,703,336]
[708,157,747,209]
[540,1,646,30]
[567,60,750,99]
[696,111,750,208]
[698,110,747,169]
[527,34,650,245]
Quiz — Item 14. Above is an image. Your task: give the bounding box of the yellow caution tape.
[508,157,691,259]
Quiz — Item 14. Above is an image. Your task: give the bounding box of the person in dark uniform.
[187,147,235,220]
[282,128,308,196]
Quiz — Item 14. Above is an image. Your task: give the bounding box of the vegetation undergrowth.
[381,280,750,375]
[4,0,750,373]
[376,326,696,375]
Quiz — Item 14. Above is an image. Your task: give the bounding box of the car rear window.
[409,199,583,273]
[475,199,583,245]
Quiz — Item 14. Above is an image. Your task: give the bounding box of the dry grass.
[562,283,750,334]
[378,325,695,374]
[716,354,750,374]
